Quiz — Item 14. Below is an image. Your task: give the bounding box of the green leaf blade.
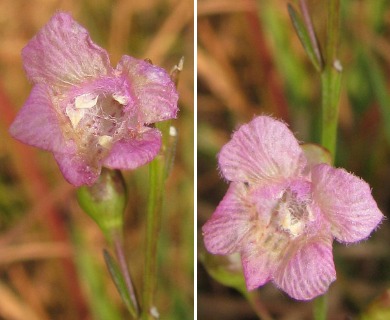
[288,4,322,72]
[103,250,137,319]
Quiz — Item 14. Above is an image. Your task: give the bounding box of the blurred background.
[0,0,193,319]
[198,0,390,319]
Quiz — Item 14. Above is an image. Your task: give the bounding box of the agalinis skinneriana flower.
[10,12,178,186]
[202,116,383,300]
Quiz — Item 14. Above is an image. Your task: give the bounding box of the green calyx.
[77,168,127,240]
[300,143,332,166]
[200,250,246,292]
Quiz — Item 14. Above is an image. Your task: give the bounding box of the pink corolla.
[202,116,383,300]
[10,13,178,186]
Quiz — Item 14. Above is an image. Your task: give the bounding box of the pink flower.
[10,12,178,186]
[202,116,383,300]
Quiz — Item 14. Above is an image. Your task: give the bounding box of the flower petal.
[241,243,275,290]
[22,12,111,89]
[312,164,384,243]
[9,85,67,152]
[103,128,161,170]
[54,150,101,186]
[274,234,336,300]
[202,183,253,255]
[117,56,178,124]
[218,116,306,185]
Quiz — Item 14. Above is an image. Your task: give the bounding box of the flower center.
[274,184,314,238]
[66,92,129,152]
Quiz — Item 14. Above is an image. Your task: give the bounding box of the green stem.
[321,0,342,160]
[316,0,342,318]
[242,290,274,320]
[142,159,164,319]
[313,294,327,320]
[141,123,170,320]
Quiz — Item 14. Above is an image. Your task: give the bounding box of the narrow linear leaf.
[288,4,322,72]
[103,249,137,319]
[72,225,122,320]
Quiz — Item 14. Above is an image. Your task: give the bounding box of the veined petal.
[54,150,101,186]
[117,56,178,124]
[103,128,161,170]
[22,12,111,89]
[202,183,253,255]
[241,242,276,290]
[312,164,384,243]
[9,84,67,152]
[274,234,336,300]
[218,116,306,186]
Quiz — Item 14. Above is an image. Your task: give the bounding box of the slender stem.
[242,290,274,320]
[142,139,166,320]
[141,64,178,319]
[316,0,342,318]
[321,0,342,160]
[313,294,327,320]
[113,233,140,317]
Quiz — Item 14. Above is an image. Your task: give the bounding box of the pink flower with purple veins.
[202,116,383,300]
[10,12,178,186]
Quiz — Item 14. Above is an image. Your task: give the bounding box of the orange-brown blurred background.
[198,0,390,319]
[0,0,194,319]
